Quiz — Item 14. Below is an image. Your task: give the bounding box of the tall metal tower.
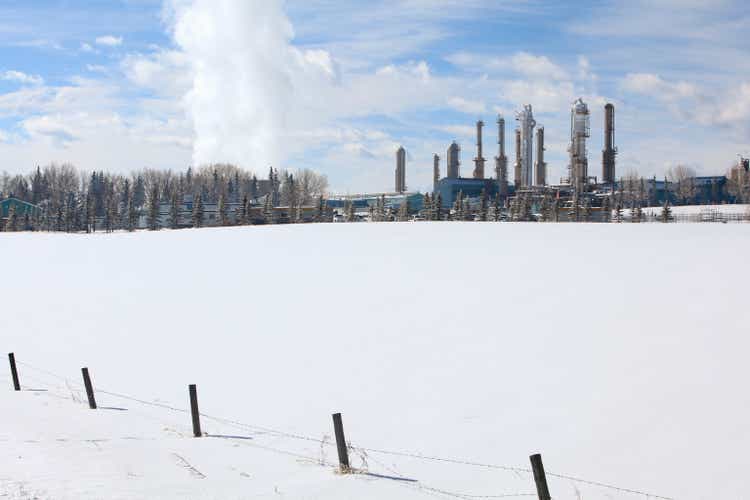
[447,141,461,179]
[535,127,546,186]
[602,103,617,185]
[514,128,522,188]
[395,146,406,193]
[433,154,440,193]
[473,120,486,179]
[568,98,590,193]
[516,105,536,188]
[495,115,508,196]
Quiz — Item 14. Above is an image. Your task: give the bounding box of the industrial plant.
[2,97,749,232]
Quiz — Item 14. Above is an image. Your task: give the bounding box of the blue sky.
[0,0,748,192]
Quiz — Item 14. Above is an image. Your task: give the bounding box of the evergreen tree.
[601,195,612,223]
[434,193,443,221]
[5,205,17,232]
[148,185,160,230]
[193,193,204,228]
[614,203,623,223]
[263,194,274,224]
[218,193,228,226]
[661,200,673,223]
[240,194,248,226]
[631,202,642,223]
[133,175,146,207]
[423,193,431,221]
[317,195,325,222]
[169,190,180,229]
[127,193,138,231]
[493,194,501,221]
[479,188,488,221]
[55,205,64,232]
[84,193,94,233]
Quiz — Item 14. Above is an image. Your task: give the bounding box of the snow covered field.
[2,223,749,500]
[641,203,750,219]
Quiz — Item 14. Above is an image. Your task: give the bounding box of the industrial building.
[327,192,423,212]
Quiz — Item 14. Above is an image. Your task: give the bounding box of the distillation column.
[568,99,590,193]
[535,127,546,186]
[514,128,522,188]
[395,146,406,193]
[495,115,508,196]
[447,141,461,179]
[473,120,486,179]
[602,103,617,185]
[516,105,536,188]
[433,154,440,193]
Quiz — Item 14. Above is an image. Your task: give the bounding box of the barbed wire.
[11,359,675,500]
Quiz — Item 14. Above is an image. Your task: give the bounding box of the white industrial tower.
[495,115,508,196]
[516,105,536,188]
[568,98,590,193]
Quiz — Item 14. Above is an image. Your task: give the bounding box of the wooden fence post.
[8,353,20,391]
[81,367,97,409]
[189,384,202,437]
[332,412,350,473]
[530,453,551,500]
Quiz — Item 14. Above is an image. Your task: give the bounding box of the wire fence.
[9,358,675,500]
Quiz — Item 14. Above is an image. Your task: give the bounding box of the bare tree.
[667,165,697,204]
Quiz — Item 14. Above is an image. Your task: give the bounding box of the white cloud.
[446,51,568,81]
[437,124,475,138]
[95,35,123,47]
[2,70,44,86]
[621,73,697,101]
[80,42,95,53]
[447,96,486,114]
[509,52,568,80]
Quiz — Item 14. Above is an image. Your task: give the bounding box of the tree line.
[0,164,328,232]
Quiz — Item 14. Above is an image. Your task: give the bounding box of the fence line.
[10,357,674,500]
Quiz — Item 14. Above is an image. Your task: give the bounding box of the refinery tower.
[516,105,536,188]
[568,98,590,193]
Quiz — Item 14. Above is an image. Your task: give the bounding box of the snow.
[641,203,750,217]
[2,223,749,500]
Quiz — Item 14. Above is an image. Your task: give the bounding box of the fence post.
[81,367,97,409]
[189,384,202,437]
[332,413,350,473]
[530,453,551,500]
[8,353,20,391]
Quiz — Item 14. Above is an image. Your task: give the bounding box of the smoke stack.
[473,120,486,179]
[495,115,508,196]
[514,128,522,188]
[433,154,440,192]
[395,146,406,193]
[602,103,617,184]
[535,127,546,186]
